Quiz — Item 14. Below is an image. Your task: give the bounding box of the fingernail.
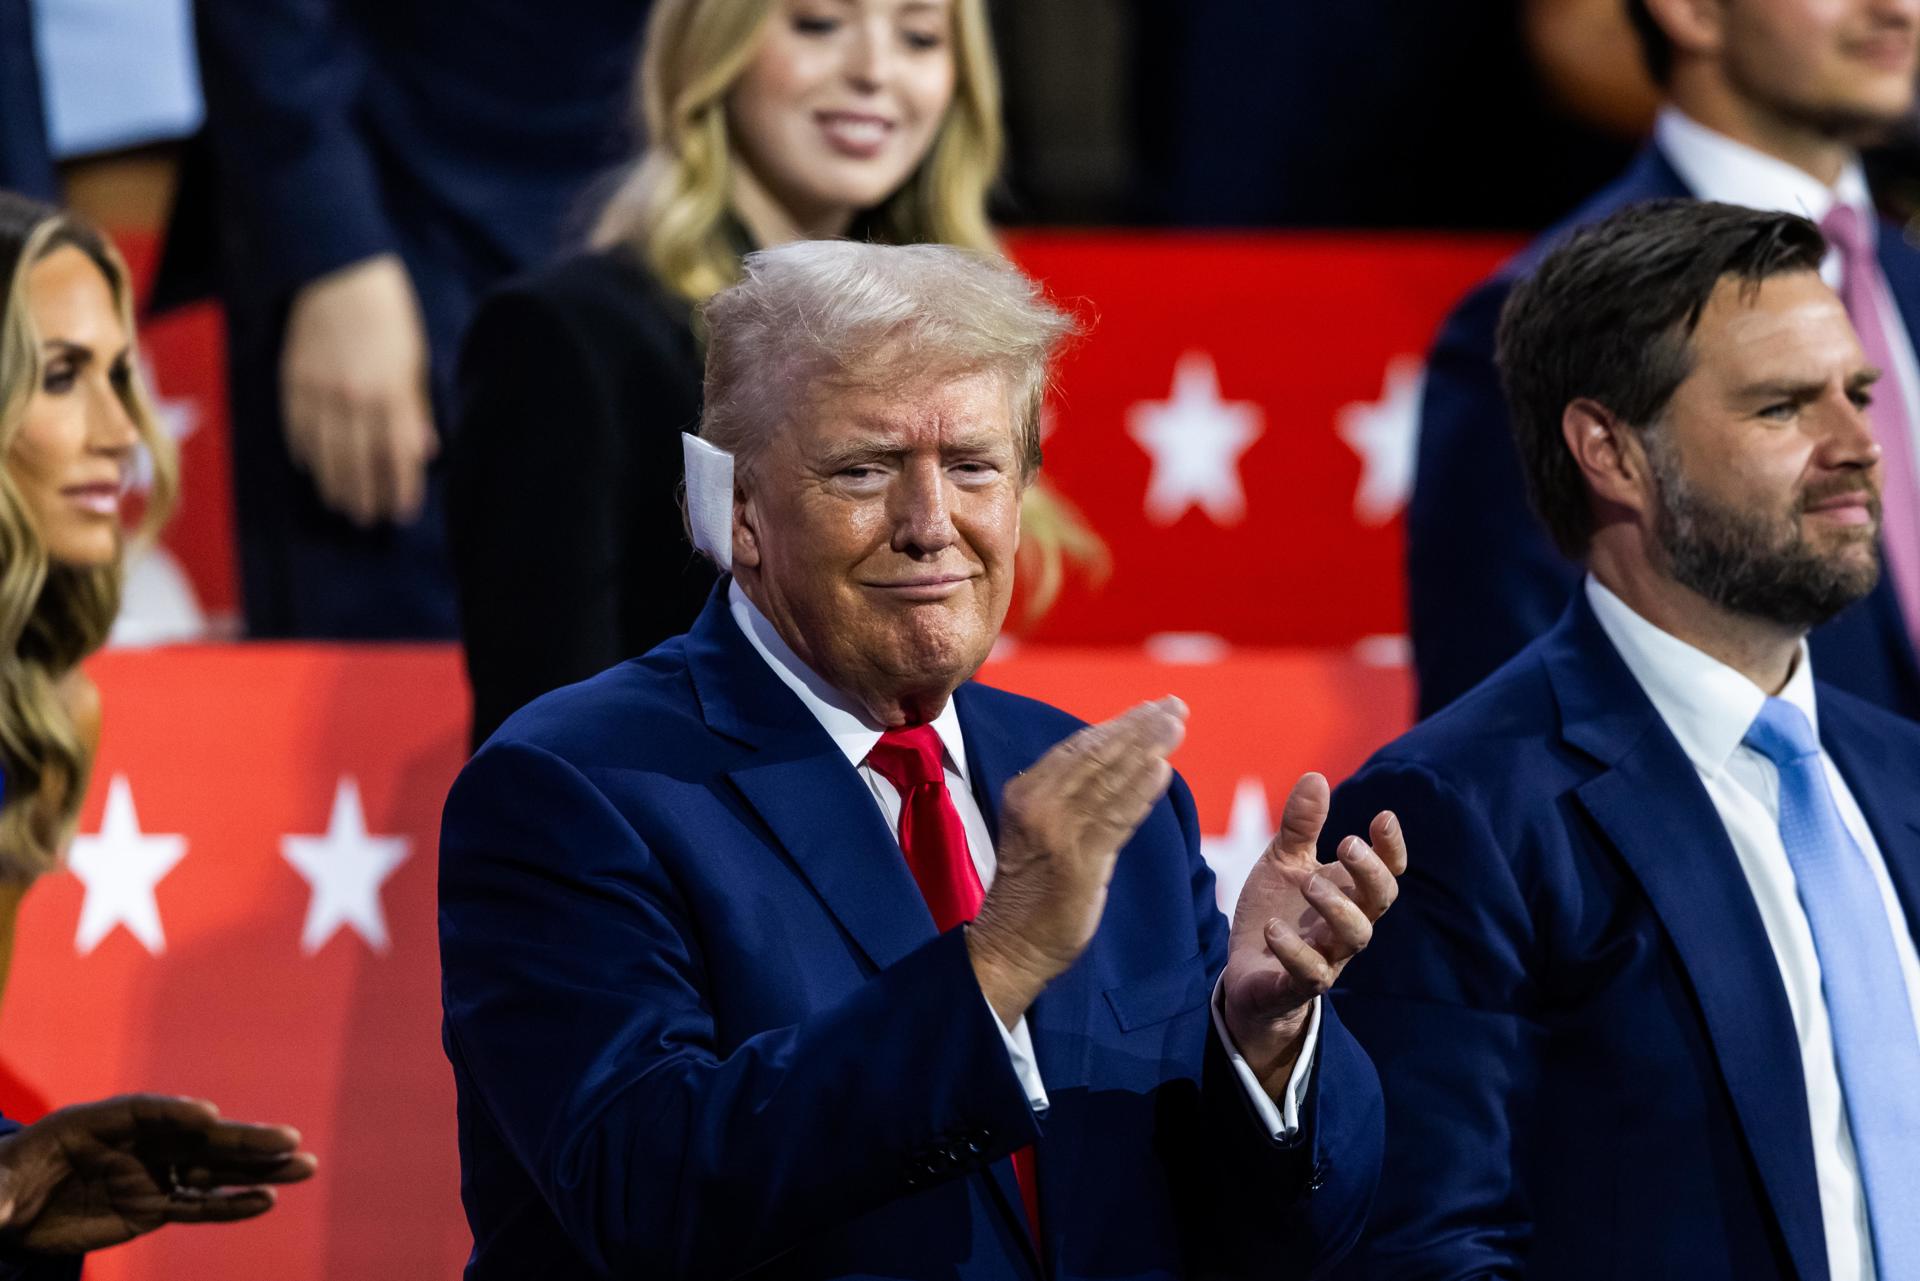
[1307,875,1331,898]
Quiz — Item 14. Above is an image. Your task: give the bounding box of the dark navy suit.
[188,0,649,637]
[438,585,1385,1279]
[0,1119,79,1281]
[1324,589,1920,1279]
[1409,146,1920,720]
[0,0,55,202]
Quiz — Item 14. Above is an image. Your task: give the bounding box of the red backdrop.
[0,230,1514,1274]
[0,643,1410,1279]
[117,232,1518,647]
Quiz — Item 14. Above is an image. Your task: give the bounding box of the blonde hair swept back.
[0,195,178,881]
[590,0,1004,301]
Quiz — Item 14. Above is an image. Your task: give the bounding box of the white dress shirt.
[1655,106,1920,474]
[1588,577,1920,1281]
[728,581,1317,1139]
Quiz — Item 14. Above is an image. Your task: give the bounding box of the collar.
[1585,575,1819,773]
[1655,106,1872,233]
[727,580,971,781]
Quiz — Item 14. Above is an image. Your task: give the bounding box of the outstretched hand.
[1220,773,1407,1094]
[0,1095,317,1255]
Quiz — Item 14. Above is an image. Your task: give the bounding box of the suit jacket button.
[1306,1162,1328,1193]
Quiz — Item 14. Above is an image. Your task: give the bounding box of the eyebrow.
[812,432,1012,469]
[1735,368,1881,401]
[38,338,130,364]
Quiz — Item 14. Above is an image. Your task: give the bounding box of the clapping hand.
[969,698,1189,1026]
[0,1095,317,1255]
[1221,773,1406,1093]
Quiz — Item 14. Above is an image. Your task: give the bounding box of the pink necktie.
[865,726,1044,1259]
[1822,203,1920,644]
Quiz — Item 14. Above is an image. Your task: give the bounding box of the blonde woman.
[448,0,1101,747]
[0,193,177,1006]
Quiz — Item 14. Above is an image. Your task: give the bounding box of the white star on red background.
[1338,356,1426,525]
[1128,353,1265,526]
[69,774,187,956]
[1201,777,1275,915]
[280,778,410,955]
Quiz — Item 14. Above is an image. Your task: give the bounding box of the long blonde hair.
[592,0,1003,299]
[593,0,1105,617]
[0,195,178,881]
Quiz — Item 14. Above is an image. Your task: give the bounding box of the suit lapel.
[1820,695,1920,945]
[1548,597,1831,1281]
[686,584,935,972]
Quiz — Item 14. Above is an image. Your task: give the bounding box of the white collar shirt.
[1587,576,1920,1281]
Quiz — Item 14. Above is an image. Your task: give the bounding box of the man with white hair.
[438,241,1404,1280]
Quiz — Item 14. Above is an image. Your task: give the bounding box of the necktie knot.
[1820,202,1872,264]
[1743,696,1822,768]
[866,725,946,792]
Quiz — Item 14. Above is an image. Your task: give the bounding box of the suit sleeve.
[0,1121,81,1281]
[1321,761,1545,1280]
[193,0,396,298]
[1407,279,1580,719]
[437,740,1043,1279]
[1162,778,1385,1279]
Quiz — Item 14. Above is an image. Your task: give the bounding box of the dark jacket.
[447,245,717,747]
[1326,590,1920,1279]
[0,0,55,202]
[438,583,1385,1279]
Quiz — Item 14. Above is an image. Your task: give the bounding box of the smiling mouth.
[62,482,122,516]
[817,112,896,157]
[864,575,974,600]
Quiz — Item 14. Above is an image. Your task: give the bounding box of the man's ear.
[1563,397,1656,521]
[731,482,762,570]
[1640,0,1724,61]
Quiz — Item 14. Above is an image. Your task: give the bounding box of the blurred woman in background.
[0,192,176,1007]
[450,0,1102,747]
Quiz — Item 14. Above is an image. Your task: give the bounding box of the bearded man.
[1409,0,1920,722]
[437,241,1404,1280]
[1325,200,1920,1281]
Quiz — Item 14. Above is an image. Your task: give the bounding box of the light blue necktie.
[1745,697,1920,1276]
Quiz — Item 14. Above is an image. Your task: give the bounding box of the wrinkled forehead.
[1688,269,1864,387]
[783,357,1020,452]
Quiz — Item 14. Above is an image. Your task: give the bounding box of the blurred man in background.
[1411,0,1920,721]
[184,0,654,639]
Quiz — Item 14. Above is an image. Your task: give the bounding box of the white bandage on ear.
[681,433,736,572]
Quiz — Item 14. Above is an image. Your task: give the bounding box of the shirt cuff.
[1210,977,1319,1141]
[982,992,1051,1115]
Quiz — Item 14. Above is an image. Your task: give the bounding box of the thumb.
[1269,772,1330,862]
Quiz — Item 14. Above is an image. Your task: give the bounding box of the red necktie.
[865,725,1043,1258]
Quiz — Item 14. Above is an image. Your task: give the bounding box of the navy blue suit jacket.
[438,586,1384,1280]
[1323,589,1920,1279]
[1409,145,1920,721]
[0,1119,79,1281]
[0,0,55,202]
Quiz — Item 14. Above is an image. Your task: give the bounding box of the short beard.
[1647,440,1881,629]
